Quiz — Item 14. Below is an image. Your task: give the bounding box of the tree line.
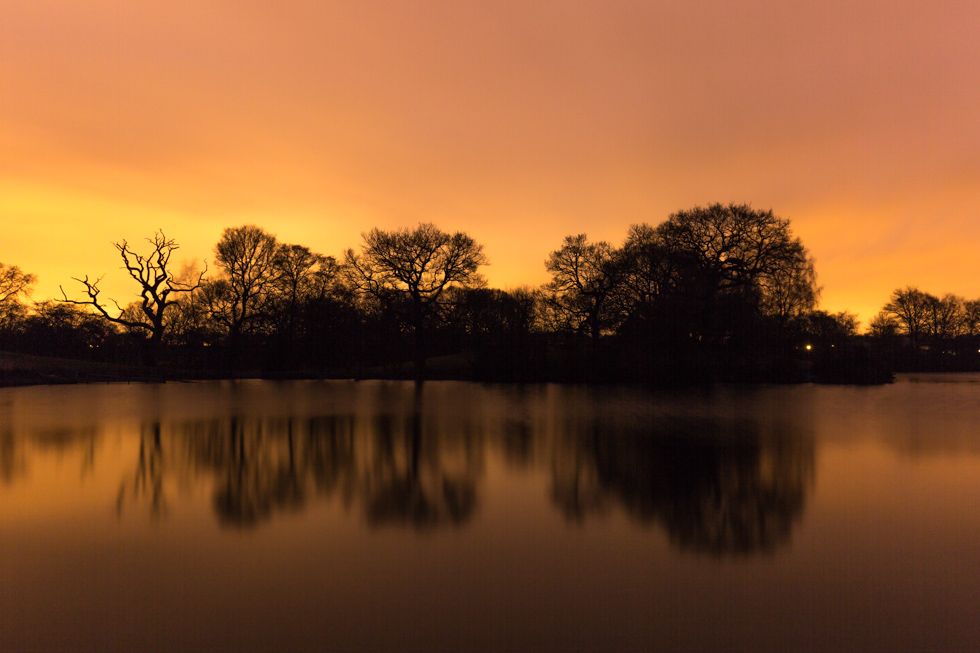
[2,203,978,383]
[866,288,980,372]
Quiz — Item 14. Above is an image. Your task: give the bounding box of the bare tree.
[868,311,900,339]
[269,244,339,359]
[207,225,279,359]
[923,293,965,345]
[60,231,205,364]
[272,244,338,311]
[885,286,930,350]
[0,263,37,329]
[163,262,213,347]
[964,299,980,337]
[344,223,488,380]
[543,234,621,345]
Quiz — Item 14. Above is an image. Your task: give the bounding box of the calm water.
[2,377,979,652]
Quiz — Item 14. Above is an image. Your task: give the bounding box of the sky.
[2,0,978,326]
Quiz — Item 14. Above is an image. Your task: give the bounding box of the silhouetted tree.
[613,224,673,318]
[0,262,36,331]
[761,256,820,324]
[868,310,900,339]
[17,301,118,358]
[805,310,859,341]
[885,286,930,350]
[59,231,205,364]
[964,299,980,337]
[613,223,708,354]
[207,225,279,365]
[267,244,339,367]
[656,204,816,329]
[440,286,544,379]
[923,293,964,346]
[543,234,621,346]
[344,223,488,381]
[162,263,214,348]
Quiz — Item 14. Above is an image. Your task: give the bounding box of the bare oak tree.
[60,231,205,364]
[344,223,488,380]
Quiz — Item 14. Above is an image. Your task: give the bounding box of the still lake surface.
[2,376,979,652]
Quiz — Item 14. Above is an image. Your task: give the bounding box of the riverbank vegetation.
[2,204,978,386]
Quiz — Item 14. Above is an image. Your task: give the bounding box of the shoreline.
[1,349,898,389]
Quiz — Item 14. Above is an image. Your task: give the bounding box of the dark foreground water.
[2,377,979,652]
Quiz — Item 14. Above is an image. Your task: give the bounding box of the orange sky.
[2,0,978,326]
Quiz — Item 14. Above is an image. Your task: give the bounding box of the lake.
[2,377,979,652]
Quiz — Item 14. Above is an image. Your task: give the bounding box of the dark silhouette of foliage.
[543,234,622,346]
[10,301,120,359]
[965,299,980,337]
[440,286,544,380]
[0,262,36,330]
[923,293,964,345]
[537,205,820,383]
[344,223,488,381]
[654,203,817,345]
[265,243,341,369]
[885,286,930,350]
[868,310,900,339]
[875,287,980,372]
[206,224,279,365]
[22,206,980,384]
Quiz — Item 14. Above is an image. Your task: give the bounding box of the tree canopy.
[345,223,488,379]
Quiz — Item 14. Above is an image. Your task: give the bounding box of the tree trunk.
[413,309,426,383]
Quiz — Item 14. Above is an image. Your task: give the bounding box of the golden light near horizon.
[2,0,978,328]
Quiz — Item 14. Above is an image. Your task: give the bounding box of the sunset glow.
[3,0,978,325]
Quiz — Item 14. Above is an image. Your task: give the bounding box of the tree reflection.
[75,382,814,551]
[550,415,814,554]
[117,421,168,518]
[0,429,24,484]
[361,389,480,528]
[120,388,485,529]
[0,423,99,487]
[178,416,309,528]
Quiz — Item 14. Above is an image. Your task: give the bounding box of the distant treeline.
[2,203,978,384]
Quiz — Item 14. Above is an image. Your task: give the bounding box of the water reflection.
[552,415,813,554]
[0,381,820,554]
[116,422,168,517]
[0,422,99,486]
[363,390,481,528]
[3,379,979,653]
[110,389,485,530]
[0,429,22,483]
